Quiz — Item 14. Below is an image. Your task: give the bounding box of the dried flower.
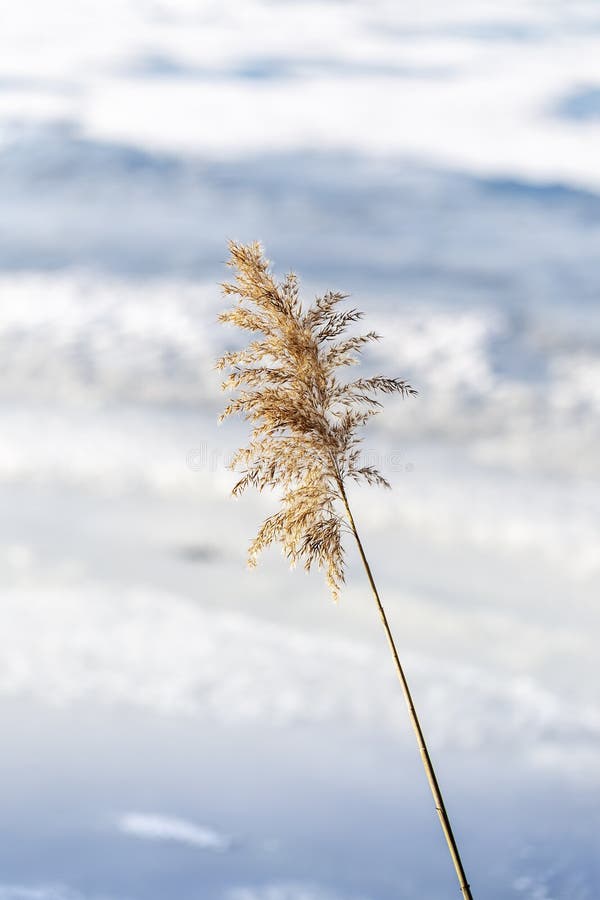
[216,240,416,600]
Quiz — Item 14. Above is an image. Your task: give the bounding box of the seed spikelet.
[217,240,416,600]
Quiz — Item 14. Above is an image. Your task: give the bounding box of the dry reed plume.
[217,240,473,899]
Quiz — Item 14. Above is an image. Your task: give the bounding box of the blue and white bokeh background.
[1,2,600,898]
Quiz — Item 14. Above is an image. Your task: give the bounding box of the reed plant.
[217,240,473,899]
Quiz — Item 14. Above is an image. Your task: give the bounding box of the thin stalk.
[339,482,473,900]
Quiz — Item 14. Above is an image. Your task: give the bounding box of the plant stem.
[339,484,473,900]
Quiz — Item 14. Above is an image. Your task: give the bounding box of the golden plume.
[216,240,416,600]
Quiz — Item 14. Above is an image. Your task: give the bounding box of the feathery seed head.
[217,240,416,600]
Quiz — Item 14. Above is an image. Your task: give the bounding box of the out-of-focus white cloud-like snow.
[3,0,600,186]
[0,582,598,773]
[0,888,105,900]
[117,812,231,851]
[226,884,368,900]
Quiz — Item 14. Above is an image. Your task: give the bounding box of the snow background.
[1,1,600,897]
